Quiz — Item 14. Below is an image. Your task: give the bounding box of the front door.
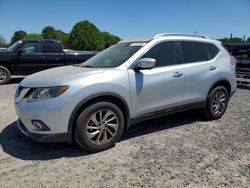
[128,41,185,117]
[14,41,45,75]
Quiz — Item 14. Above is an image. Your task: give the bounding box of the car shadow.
[121,110,205,141]
[0,110,206,161]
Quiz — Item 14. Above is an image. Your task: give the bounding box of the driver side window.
[21,42,42,54]
[141,41,181,67]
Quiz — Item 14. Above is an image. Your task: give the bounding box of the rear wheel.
[74,102,124,152]
[202,86,229,119]
[0,66,11,85]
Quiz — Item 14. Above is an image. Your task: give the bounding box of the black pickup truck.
[0,39,97,84]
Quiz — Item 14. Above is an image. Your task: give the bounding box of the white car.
[15,33,237,152]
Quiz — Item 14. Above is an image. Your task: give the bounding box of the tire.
[0,66,11,85]
[202,86,229,120]
[74,102,124,152]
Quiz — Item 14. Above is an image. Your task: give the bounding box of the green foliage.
[218,37,243,43]
[9,20,121,50]
[42,26,57,39]
[25,33,43,39]
[247,37,250,42]
[67,20,105,51]
[10,30,27,44]
[102,32,120,48]
[229,37,243,43]
[42,26,69,48]
[55,30,69,48]
[218,38,229,43]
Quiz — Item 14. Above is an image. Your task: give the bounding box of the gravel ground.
[0,78,249,188]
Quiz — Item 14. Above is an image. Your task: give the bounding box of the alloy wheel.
[211,90,227,115]
[86,109,119,145]
[0,68,7,82]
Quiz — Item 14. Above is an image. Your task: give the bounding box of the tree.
[25,33,43,39]
[218,38,229,43]
[229,37,243,43]
[10,30,27,44]
[218,37,243,43]
[102,32,120,48]
[247,37,250,42]
[0,35,6,47]
[42,26,69,47]
[55,30,69,48]
[42,26,57,39]
[67,20,104,51]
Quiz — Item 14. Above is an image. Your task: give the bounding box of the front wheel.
[74,102,124,152]
[0,66,11,85]
[202,86,229,119]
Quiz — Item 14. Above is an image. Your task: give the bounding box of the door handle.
[209,66,216,71]
[172,72,183,78]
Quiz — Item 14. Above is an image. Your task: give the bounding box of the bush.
[67,20,105,51]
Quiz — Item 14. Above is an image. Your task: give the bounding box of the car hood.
[20,65,105,87]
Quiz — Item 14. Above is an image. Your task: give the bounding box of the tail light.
[230,56,237,66]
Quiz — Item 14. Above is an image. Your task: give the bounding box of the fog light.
[33,121,42,129]
[31,120,50,131]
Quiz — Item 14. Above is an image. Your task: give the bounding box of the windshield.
[80,42,145,68]
[7,41,22,52]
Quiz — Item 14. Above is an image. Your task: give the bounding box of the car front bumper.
[17,119,71,143]
[14,89,75,143]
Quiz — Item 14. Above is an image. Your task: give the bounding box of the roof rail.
[153,33,208,39]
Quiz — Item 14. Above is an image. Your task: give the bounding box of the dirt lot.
[0,78,249,188]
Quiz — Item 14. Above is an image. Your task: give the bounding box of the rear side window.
[207,43,219,59]
[180,41,208,63]
[141,41,181,67]
[42,42,62,53]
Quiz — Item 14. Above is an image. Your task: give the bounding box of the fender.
[206,78,232,98]
[67,92,130,140]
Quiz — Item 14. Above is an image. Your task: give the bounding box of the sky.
[0,0,250,42]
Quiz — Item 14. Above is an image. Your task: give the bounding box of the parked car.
[0,39,97,84]
[14,33,237,152]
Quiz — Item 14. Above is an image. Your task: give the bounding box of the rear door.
[180,41,220,104]
[129,41,185,117]
[15,41,45,75]
[42,41,64,69]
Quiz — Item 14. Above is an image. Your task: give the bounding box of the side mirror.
[134,58,156,70]
[17,48,25,55]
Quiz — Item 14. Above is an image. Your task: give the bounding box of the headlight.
[27,86,68,103]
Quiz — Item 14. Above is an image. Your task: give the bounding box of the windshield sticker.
[129,43,146,47]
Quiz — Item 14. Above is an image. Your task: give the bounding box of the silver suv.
[15,33,237,152]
